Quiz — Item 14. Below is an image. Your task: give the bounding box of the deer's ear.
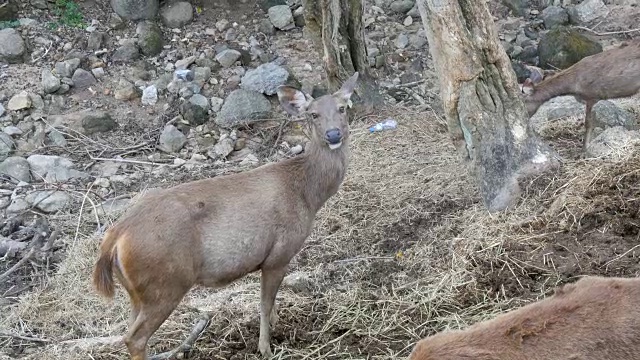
[276,86,313,116]
[334,72,359,103]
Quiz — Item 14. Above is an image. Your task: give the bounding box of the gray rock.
[545,96,583,120]
[538,27,602,70]
[111,0,159,20]
[215,49,241,67]
[568,0,609,24]
[141,85,158,105]
[27,154,88,183]
[542,6,568,29]
[25,190,70,212]
[92,67,105,79]
[0,156,31,182]
[501,0,530,17]
[48,129,67,147]
[7,91,31,111]
[136,21,163,56]
[0,28,26,64]
[55,58,81,78]
[29,93,44,110]
[593,100,637,129]
[175,55,196,70]
[193,66,212,86]
[0,133,15,162]
[159,124,187,153]
[3,126,22,136]
[0,103,4,118]
[396,33,409,49]
[31,0,48,9]
[216,89,272,128]
[207,135,235,159]
[268,5,294,30]
[112,42,141,63]
[210,96,224,112]
[71,68,97,89]
[587,127,640,158]
[50,110,116,135]
[259,18,276,35]
[42,69,61,94]
[114,79,140,100]
[155,73,173,92]
[7,198,29,214]
[87,31,105,51]
[240,62,289,96]
[180,94,209,125]
[409,33,427,49]
[160,1,193,28]
[390,0,414,14]
[91,198,131,222]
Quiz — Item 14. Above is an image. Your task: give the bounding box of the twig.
[149,314,212,360]
[573,26,640,36]
[89,156,171,166]
[0,246,37,282]
[0,331,51,343]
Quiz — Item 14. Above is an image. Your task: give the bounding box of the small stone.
[259,19,276,35]
[210,97,224,112]
[71,68,97,89]
[0,28,26,64]
[114,79,140,101]
[141,85,158,105]
[396,33,409,49]
[29,93,44,110]
[87,31,105,51]
[207,135,235,159]
[268,5,294,30]
[217,89,272,128]
[7,91,31,111]
[289,144,303,155]
[0,133,14,161]
[26,191,70,213]
[390,0,415,14]
[180,94,209,125]
[215,49,241,68]
[159,124,187,153]
[176,55,196,70]
[112,42,141,63]
[42,69,61,94]
[136,21,164,56]
[240,62,290,96]
[160,1,193,28]
[55,58,81,78]
[193,67,212,86]
[31,0,48,9]
[403,16,413,26]
[91,67,105,79]
[48,129,67,147]
[215,19,230,32]
[3,126,22,136]
[0,156,31,183]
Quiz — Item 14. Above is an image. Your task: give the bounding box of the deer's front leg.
[258,266,287,358]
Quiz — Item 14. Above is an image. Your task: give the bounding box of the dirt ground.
[1,0,640,359]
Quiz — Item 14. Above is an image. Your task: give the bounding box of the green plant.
[51,0,85,28]
[0,20,20,29]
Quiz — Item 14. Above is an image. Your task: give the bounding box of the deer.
[408,276,640,360]
[521,41,640,151]
[92,72,359,360]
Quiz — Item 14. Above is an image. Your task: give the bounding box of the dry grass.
[2,105,640,359]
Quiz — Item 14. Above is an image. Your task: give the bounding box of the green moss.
[538,26,602,69]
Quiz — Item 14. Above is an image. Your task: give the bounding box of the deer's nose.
[325,128,342,144]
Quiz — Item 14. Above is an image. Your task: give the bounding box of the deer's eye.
[310,113,319,119]
[338,106,346,113]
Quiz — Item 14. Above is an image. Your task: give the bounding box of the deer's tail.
[92,230,119,298]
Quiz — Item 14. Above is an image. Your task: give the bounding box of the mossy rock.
[0,0,19,22]
[136,21,163,57]
[538,26,602,69]
[501,0,530,16]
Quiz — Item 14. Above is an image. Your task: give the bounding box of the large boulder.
[111,0,159,21]
[160,1,193,28]
[216,89,272,128]
[537,27,602,69]
[0,28,26,64]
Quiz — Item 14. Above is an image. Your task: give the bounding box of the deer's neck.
[297,139,349,213]
[528,74,575,114]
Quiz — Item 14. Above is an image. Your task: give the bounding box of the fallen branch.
[573,26,640,36]
[0,246,37,282]
[89,156,172,167]
[0,331,51,343]
[149,314,212,360]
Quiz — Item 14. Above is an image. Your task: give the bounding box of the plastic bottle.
[368,119,398,133]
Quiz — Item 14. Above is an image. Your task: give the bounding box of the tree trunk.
[302,0,383,109]
[416,0,559,212]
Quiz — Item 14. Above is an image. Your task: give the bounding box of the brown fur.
[522,41,640,150]
[409,276,640,360]
[92,73,359,360]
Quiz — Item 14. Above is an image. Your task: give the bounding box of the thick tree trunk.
[416,0,559,212]
[302,0,383,109]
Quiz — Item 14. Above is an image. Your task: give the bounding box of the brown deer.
[92,73,359,359]
[521,41,640,151]
[408,276,640,360]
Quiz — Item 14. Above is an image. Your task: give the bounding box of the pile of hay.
[2,106,639,359]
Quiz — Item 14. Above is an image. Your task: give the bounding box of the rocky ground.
[0,0,639,359]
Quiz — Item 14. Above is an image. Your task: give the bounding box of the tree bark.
[302,0,383,109]
[416,0,559,212]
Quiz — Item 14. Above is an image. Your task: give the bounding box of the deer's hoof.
[258,341,273,358]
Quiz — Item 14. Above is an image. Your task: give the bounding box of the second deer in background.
[521,41,640,151]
